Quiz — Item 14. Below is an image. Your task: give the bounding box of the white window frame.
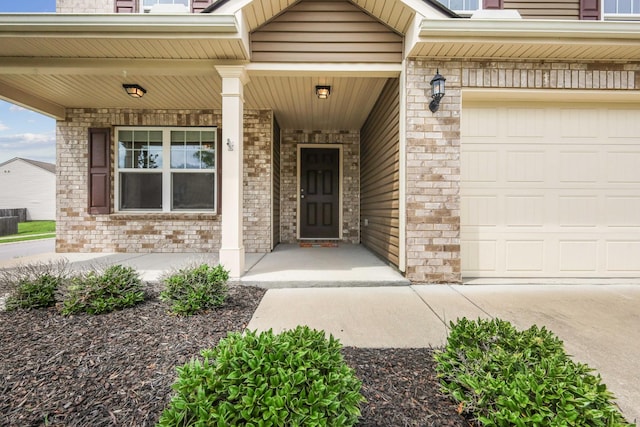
[114,126,218,213]
[603,0,640,20]
[140,0,190,13]
[436,0,481,15]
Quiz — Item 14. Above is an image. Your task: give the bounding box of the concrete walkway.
[248,284,640,423]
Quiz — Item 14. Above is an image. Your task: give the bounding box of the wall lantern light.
[315,85,331,99]
[122,83,147,98]
[429,70,446,113]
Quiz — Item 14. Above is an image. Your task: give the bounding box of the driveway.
[0,238,55,261]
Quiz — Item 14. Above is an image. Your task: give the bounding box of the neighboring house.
[0,158,56,221]
[0,0,638,282]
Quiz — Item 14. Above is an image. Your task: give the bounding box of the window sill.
[603,13,640,21]
[109,212,219,221]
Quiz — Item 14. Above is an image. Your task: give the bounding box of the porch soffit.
[209,0,453,34]
[411,19,640,61]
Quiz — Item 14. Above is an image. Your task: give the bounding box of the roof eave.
[419,18,640,40]
[410,18,640,60]
[0,13,239,35]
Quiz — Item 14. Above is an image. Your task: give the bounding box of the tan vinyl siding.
[504,0,580,19]
[272,117,281,248]
[360,78,400,267]
[250,0,403,63]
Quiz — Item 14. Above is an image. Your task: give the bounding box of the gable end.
[250,0,403,63]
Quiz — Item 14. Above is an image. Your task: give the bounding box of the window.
[116,127,217,212]
[141,0,189,13]
[436,0,480,12]
[604,0,640,15]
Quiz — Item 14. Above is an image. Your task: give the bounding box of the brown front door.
[299,147,340,239]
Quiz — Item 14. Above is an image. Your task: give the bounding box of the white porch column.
[216,65,249,278]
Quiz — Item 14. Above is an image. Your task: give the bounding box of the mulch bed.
[0,284,472,427]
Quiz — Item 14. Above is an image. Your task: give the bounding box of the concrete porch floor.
[0,243,409,286]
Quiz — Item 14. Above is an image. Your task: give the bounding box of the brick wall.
[243,110,274,252]
[405,59,639,283]
[56,108,272,253]
[280,130,360,244]
[57,0,114,13]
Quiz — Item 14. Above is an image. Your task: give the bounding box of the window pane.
[170,143,185,168]
[120,173,162,210]
[604,0,616,12]
[468,0,478,10]
[450,0,463,10]
[200,144,216,169]
[170,130,216,169]
[634,0,640,13]
[620,0,632,12]
[126,131,163,169]
[118,140,133,168]
[172,173,215,210]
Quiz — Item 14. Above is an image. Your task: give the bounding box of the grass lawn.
[0,221,56,243]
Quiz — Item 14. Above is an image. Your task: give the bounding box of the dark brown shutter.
[580,0,601,19]
[216,128,222,212]
[88,128,111,215]
[192,0,212,13]
[483,0,504,9]
[115,0,137,13]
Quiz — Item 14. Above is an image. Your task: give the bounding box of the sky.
[0,0,57,164]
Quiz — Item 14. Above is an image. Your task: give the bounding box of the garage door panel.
[506,151,546,182]
[505,196,545,227]
[461,150,498,182]
[507,108,545,137]
[606,197,640,226]
[462,102,640,278]
[607,242,640,271]
[461,240,497,271]
[462,195,499,226]
[608,109,640,138]
[505,240,545,272]
[558,151,599,183]
[560,108,600,138]
[558,196,598,227]
[559,241,598,272]
[607,151,640,183]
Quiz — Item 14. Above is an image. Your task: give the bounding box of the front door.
[299,147,340,239]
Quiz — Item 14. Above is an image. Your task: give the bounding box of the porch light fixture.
[429,70,446,113]
[122,84,147,98]
[315,85,331,99]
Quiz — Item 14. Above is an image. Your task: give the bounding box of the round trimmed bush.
[5,273,62,311]
[61,264,145,315]
[159,264,229,315]
[158,326,365,426]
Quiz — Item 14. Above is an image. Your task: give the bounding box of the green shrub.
[5,274,62,311]
[159,264,229,315]
[157,326,365,426]
[1,260,69,311]
[61,264,145,315]
[434,318,634,427]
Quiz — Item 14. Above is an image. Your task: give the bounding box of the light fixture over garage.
[429,70,446,113]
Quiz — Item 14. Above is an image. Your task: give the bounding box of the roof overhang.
[410,19,640,61]
[0,13,239,34]
[0,13,249,119]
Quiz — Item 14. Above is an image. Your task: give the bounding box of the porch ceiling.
[0,67,386,130]
[0,14,396,129]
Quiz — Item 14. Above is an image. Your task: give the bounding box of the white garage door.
[461,100,640,278]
